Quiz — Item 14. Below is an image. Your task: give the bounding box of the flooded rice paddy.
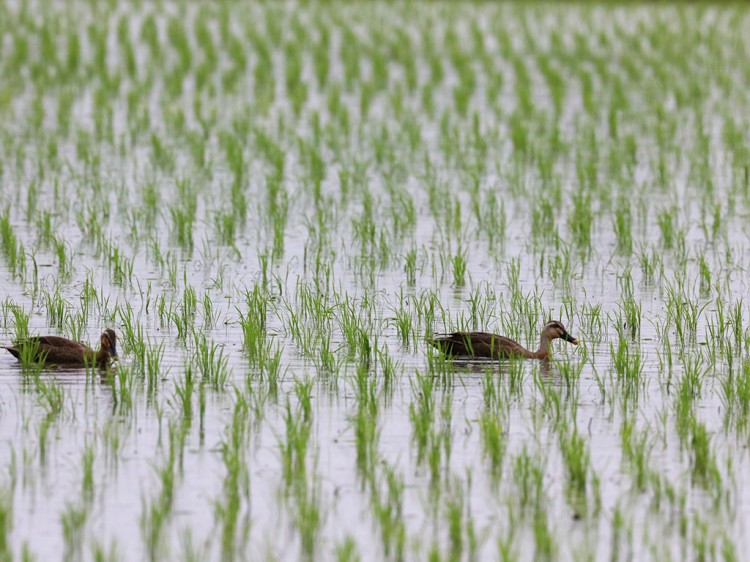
[1,1,750,560]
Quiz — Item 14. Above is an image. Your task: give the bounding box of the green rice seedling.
[35,209,54,247]
[618,274,641,339]
[497,506,518,562]
[156,295,174,329]
[638,245,663,285]
[479,407,505,485]
[145,340,166,401]
[620,416,654,492]
[285,45,308,117]
[533,367,563,428]
[610,326,644,406]
[42,288,68,331]
[89,539,121,562]
[484,189,508,252]
[219,132,247,216]
[64,310,86,344]
[444,481,467,561]
[117,302,138,348]
[465,283,496,331]
[613,195,633,254]
[0,300,12,328]
[201,292,219,329]
[511,446,548,517]
[174,366,196,422]
[409,368,436,465]
[479,367,504,414]
[721,534,739,562]
[377,346,399,403]
[280,399,312,491]
[257,341,284,402]
[38,391,57,467]
[720,359,750,435]
[559,427,592,517]
[352,363,379,481]
[674,362,703,445]
[352,190,377,254]
[107,364,135,416]
[214,395,251,561]
[0,485,13,561]
[609,504,633,562]
[170,179,198,251]
[25,250,39,296]
[664,282,709,347]
[194,332,229,390]
[294,377,314,422]
[569,189,593,252]
[386,185,416,245]
[81,442,95,504]
[657,207,677,249]
[292,474,324,561]
[52,236,72,281]
[688,418,722,494]
[729,299,743,348]
[0,210,26,280]
[61,501,89,562]
[501,357,524,398]
[35,375,66,422]
[271,208,289,263]
[170,286,197,341]
[238,285,268,363]
[334,537,359,562]
[409,368,453,487]
[556,355,584,398]
[9,303,30,341]
[369,463,406,560]
[532,503,556,562]
[179,528,208,562]
[424,333,460,385]
[312,28,331,90]
[698,252,712,297]
[13,342,44,387]
[336,295,371,360]
[390,293,415,349]
[107,243,135,287]
[214,209,238,248]
[140,442,177,562]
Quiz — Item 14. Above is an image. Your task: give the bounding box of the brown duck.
[2,329,118,366]
[428,321,579,359]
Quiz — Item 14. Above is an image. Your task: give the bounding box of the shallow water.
[1,1,750,561]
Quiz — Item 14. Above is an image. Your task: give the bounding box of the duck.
[2,329,118,366]
[428,321,578,360]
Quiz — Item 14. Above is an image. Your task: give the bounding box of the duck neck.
[96,348,110,365]
[534,334,551,359]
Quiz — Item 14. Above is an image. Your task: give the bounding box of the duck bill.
[563,332,579,345]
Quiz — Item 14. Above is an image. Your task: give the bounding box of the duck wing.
[429,332,528,358]
[4,336,92,364]
[34,336,89,351]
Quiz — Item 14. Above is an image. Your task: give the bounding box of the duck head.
[543,321,579,345]
[101,329,118,359]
